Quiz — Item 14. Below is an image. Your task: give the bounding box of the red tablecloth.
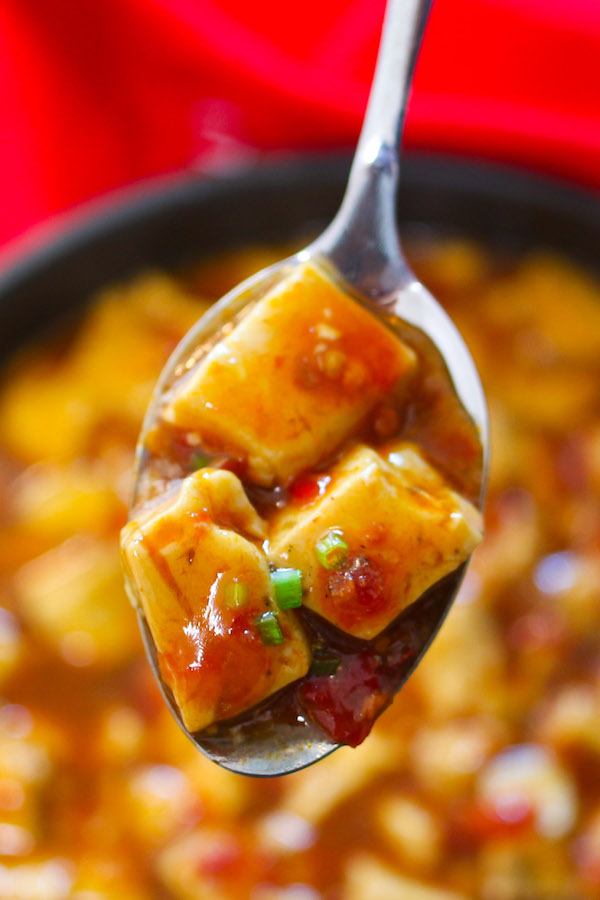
[0,0,598,248]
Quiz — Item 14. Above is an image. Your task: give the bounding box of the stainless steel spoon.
[130,0,489,776]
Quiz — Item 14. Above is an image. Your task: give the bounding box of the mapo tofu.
[0,239,598,899]
[126,260,483,740]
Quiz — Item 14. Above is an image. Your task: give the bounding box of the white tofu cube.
[121,469,310,733]
[162,262,415,485]
[268,443,482,640]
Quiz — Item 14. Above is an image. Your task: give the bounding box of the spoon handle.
[312,0,433,298]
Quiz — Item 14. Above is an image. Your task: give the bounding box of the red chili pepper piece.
[300,650,392,747]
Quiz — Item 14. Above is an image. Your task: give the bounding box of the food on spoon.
[121,469,310,732]
[162,261,416,486]
[268,442,482,640]
[126,259,483,743]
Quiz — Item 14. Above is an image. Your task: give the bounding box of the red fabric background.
[0,0,598,249]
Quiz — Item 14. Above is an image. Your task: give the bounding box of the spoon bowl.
[128,0,489,776]
[131,255,488,777]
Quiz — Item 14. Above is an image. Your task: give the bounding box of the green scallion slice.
[255,611,285,646]
[190,451,211,470]
[309,655,341,676]
[271,568,303,609]
[224,581,249,609]
[315,531,349,570]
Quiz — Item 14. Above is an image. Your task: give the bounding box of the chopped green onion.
[315,531,349,570]
[255,611,285,646]
[190,451,211,470]
[224,581,249,609]
[309,655,341,676]
[271,568,303,609]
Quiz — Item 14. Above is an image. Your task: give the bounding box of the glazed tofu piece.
[269,443,482,640]
[162,262,416,486]
[121,469,310,733]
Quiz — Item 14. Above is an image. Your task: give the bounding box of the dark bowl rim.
[1,148,599,298]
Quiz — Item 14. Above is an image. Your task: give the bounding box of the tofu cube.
[121,469,310,733]
[268,443,482,640]
[344,855,468,900]
[16,536,138,667]
[162,262,415,485]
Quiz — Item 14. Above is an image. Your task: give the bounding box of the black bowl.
[0,151,599,362]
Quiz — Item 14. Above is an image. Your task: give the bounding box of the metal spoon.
[130,0,489,776]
